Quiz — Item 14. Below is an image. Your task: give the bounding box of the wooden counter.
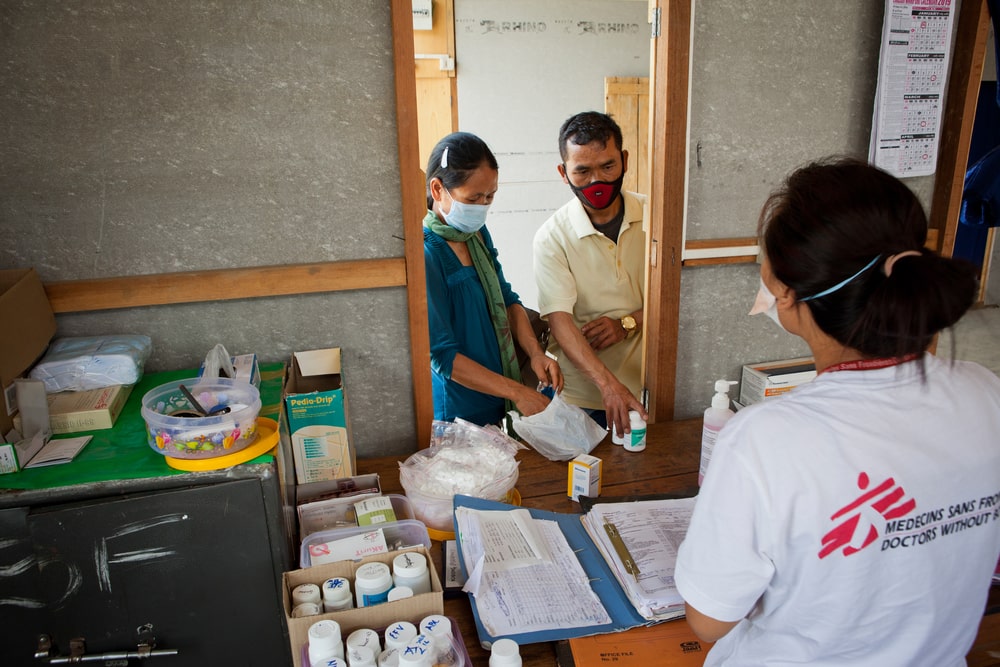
[359,418,1000,666]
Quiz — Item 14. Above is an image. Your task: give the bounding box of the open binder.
[452,493,695,649]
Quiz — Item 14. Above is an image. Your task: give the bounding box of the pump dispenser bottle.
[700,380,736,485]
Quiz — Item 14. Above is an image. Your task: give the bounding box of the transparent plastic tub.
[299,493,415,539]
[300,519,431,568]
[141,377,261,459]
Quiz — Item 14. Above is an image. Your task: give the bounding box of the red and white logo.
[819,472,916,559]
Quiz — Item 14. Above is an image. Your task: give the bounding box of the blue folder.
[452,494,649,649]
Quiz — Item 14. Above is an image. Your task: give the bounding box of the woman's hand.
[530,353,564,394]
[513,385,551,416]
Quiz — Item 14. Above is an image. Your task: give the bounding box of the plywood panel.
[606,77,650,196]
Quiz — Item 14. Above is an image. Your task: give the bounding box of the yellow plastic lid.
[165,417,279,472]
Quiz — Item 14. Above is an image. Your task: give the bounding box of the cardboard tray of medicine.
[282,545,443,667]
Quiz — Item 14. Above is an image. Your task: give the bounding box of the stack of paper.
[580,497,696,621]
[454,507,612,638]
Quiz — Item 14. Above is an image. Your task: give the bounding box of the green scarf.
[424,211,522,412]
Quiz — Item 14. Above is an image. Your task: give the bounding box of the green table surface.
[0,362,285,491]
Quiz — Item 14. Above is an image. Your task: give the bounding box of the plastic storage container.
[300,520,432,568]
[300,493,415,539]
[141,377,261,459]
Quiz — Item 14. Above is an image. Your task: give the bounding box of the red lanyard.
[820,354,919,375]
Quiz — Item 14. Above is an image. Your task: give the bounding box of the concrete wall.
[1,1,974,438]
[674,0,943,418]
[0,2,417,455]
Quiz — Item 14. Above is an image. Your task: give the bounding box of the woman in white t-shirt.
[674,157,1000,666]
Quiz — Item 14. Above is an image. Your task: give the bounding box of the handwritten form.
[869,0,956,177]
[455,508,611,636]
[582,497,695,621]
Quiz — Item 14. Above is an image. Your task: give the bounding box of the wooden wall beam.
[643,0,691,423]
[44,259,406,313]
[392,0,434,449]
[929,0,991,257]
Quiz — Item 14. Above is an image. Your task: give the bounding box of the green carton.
[283,348,355,484]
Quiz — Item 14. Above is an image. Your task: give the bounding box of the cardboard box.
[0,268,57,441]
[739,357,816,407]
[568,454,602,502]
[284,348,355,485]
[14,384,132,435]
[282,546,444,667]
[0,380,49,474]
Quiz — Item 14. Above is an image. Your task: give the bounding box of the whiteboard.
[455,0,650,309]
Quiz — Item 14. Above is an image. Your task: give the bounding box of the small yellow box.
[568,454,602,502]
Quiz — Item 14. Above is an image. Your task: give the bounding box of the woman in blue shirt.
[424,132,563,425]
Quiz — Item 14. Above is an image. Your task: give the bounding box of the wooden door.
[413,0,458,171]
[606,76,651,197]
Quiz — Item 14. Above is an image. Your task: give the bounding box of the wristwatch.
[620,315,637,339]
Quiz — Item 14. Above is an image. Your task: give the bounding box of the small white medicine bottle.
[418,615,457,666]
[355,562,394,607]
[383,621,418,650]
[700,379,736,485]
[293,582,322,606]
[489,638,522,667]
[392,551,432,595]
[398,634,434,667]
[622,411,646,452]
[322,576,353,612]
[308,619,345,665]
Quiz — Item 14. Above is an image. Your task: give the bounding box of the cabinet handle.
[35,634,179,663]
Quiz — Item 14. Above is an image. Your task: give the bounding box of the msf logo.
[818,472,916,559]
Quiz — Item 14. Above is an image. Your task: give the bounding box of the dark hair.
[758,156,978,359]
[425,132,498,209]
[558,111,624,161]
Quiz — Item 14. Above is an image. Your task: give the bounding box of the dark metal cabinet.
[0,466,293,666]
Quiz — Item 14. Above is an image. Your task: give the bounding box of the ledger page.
[456,508,611,636]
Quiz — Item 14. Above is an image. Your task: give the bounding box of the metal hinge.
[651,6,661,38]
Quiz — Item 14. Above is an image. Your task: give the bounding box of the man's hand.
[602,377,647,439]
[580,316,626,351]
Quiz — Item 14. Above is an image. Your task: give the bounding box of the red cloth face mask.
[568,172,625,210]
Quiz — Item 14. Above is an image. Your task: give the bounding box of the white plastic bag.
[29,334,152,393]
[508,392,606,461]
[201,343,237,380]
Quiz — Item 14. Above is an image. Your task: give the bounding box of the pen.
[603,519,640,580]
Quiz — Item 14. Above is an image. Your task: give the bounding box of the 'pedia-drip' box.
[283,348,355,485]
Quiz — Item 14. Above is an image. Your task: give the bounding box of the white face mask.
[443,195,490,233]
[749,278,786,332]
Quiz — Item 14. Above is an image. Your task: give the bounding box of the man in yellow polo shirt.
[533,111,647,439]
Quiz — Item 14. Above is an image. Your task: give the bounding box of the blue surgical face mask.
[749,278,787,332]
[443,193,490,233]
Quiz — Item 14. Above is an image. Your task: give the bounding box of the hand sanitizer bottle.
[700,380,736,485]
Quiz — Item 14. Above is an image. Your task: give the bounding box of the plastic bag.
[508,392,606,461]
[29,334,152,393]
[201,343,236,380]
[398,419,523,532]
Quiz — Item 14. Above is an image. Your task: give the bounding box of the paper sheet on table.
[456,508,611,637]
[25,436,92,468]
[581,497,695,620]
